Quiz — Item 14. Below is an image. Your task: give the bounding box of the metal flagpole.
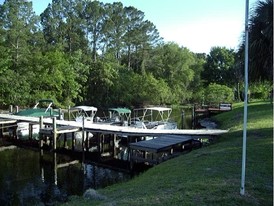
[240,0,249,196]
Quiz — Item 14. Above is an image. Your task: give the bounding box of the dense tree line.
[0,0,272,108]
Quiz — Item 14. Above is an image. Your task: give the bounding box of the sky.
[1,0,258,54]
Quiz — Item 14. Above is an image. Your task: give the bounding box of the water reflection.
[0,148,130,205]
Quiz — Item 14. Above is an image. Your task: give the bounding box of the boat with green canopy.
[95,107,132,126]
[14,99,62,140]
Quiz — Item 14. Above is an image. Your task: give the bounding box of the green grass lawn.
[63,101,273,206]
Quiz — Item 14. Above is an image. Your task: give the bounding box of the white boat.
[16,122,40,140]
[95,107,132,126]
[132,107,177,130]
[70,105,98,123]
[67,106,98,151]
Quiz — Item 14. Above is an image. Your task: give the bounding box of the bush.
[204,83,234,106]
[249,81,273,100]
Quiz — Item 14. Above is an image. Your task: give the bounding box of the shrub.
[249,81,273,100]
[204,83,234,106]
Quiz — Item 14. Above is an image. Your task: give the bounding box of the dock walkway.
[0,113,228,168]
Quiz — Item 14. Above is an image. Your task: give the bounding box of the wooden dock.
[0,113,228,169]
[193,103,232,128]
[195,103,232,115]
[129,135,198,167]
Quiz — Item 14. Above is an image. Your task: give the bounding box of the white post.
[53,117,57,151]
[240,0,249,196]
[39,116,44,148]
[82,116,85,152]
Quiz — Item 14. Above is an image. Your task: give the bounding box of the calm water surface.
[0,147,130,205]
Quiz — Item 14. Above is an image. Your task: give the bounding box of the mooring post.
[39,116,44,148]
[68,105,71,121]
[28,123,33,140]
[192,105,195,129]
[82,116,85,165]
[39,116,44,166]
[53,152,58,185]
[129,148,134,170]
[82,116,85,152]
[9,105,13,113]
[53,117,57,151]
[113,134,117,158]
[58,108,62,120]
[181,110,185,129]
[15,106,19,113]
[63,133,67,149]
[0,123,3,139]
[72,132,75,151]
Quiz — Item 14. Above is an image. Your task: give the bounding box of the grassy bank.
[63,101,273,206]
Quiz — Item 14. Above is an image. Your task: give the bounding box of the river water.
[0,147,130,205]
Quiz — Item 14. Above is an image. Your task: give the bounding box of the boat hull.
[16,122,40,140]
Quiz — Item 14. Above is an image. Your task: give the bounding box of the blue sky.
[1,0,258,54]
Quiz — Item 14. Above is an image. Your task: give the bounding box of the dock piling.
[39,116,44,148]
[181,111,185,129]
[9,105,13,113]
[53,117,57,151]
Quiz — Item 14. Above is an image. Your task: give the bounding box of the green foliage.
[109,69,171,106]
[1,0,254,108]
[26,50,82,107]
[204,83,234,105]
[131,73,171,105]
[147,43,196,103]
[86,60,118,107]
[202,46,235,87]
[249,81,273,100]
[0,69,31,106]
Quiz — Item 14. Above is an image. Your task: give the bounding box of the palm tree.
[249,0,273,81]
[237,0,273,82]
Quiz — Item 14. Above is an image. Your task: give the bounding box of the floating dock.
[129,135,198,166]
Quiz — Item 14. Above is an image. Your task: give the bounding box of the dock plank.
[0,118,17,124]
[40,125,80,136]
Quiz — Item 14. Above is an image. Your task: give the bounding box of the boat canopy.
[108,108,131,115]
[16,99,59,117]
[72,106,98,112]
[145,107,172,112]
[141,107,173,122]
[15,108,59,117]
[107,108,131,123]
[70,106,98,122]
